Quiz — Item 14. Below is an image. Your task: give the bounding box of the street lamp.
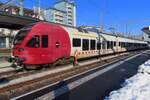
[18,0,24,16]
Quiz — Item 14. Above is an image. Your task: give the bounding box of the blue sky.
[1,0,150,35]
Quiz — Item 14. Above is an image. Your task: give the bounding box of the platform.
[11,50,150,100]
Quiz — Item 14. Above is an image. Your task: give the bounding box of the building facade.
[0,28,18,48]
[44,0,76,26]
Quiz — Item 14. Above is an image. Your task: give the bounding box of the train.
[8,22,148,69]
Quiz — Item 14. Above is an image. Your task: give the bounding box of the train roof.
[23,21,146,43]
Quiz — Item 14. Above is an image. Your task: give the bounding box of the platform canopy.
[0,11,40,30]
[142,26,150,35]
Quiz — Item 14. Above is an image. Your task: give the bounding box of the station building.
[0,5,36,49]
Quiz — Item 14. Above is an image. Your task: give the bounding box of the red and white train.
[8,22,148,69]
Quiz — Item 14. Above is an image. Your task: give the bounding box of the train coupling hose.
[7,57,25,63]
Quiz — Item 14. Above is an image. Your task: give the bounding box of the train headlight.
[18,48,25,52]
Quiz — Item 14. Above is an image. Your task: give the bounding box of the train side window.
[114,41,116,47]
[102,42,106,49]
[97,42,101,50]
[119,42,121,46]
[107,41,110,49]
[42,35,48,48]
[82,39,89,51]
[26,35,40,48]
[73,38,81,47]
[90,40,96,50]
[111,41,113,48]
[121,42,124,47]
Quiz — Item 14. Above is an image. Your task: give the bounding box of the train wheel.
[52,59,62,66]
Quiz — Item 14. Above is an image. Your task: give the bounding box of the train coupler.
[7,57,24,70]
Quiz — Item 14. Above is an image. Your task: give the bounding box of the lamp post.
[19,0,24,16]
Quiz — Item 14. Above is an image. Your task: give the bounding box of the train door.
[49,28,61,61]
[26,35,41,64]
[52,32,70,62]
[40,34,50,64]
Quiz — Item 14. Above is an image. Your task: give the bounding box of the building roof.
[142,27,150,35]
[54,0,76,6]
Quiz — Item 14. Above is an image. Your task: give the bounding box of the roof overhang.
[0,11,40,30]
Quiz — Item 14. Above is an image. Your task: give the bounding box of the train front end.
[7,27,32,68]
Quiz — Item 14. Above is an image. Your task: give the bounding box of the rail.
[0,50,143,99]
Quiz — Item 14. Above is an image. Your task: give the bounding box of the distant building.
[0,4,36,49]
[44,0,76,26]
[142,26,150,46]
[0,28,18,48]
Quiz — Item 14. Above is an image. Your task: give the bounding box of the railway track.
[0,52,123,81]
[0,50,144,100]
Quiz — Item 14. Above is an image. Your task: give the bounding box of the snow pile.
[105,60,150,100]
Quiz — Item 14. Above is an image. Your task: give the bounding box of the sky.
[1,0,150,35]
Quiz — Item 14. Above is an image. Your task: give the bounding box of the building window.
[68,11,72,13]
[68,15,72,17]
[68,23,72,25]
[82,39,89,51]
[90,40,96,50]
[73,38,81,47]
[42,35,48,48]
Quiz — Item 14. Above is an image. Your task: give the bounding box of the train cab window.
[73,38,81,47]
[82,39,89,51]
[14,30,30,45]
[90,40,96,50]
[42,35,48,48]
[26,35,40,48]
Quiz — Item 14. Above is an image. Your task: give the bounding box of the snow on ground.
[105,59,150,100]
